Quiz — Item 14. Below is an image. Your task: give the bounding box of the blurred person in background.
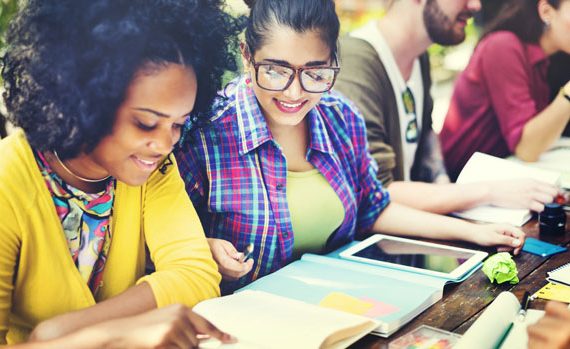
[440,0,570,180]
[334,0,557,215]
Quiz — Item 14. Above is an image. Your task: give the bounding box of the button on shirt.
[175,78,390,292]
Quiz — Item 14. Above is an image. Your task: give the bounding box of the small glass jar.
[539,203,566,235]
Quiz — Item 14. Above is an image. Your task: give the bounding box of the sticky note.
[319,292,374,315]
[360,297,399,318]
[533,282,570,303]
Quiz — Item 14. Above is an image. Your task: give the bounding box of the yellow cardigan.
[0,131,221,344]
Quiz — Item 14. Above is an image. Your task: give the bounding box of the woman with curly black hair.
[0,0,240,345]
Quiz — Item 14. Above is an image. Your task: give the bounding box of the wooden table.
[350,212,570,349]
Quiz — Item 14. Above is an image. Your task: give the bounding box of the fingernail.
[513,239,521,247]
[223,333,237,342]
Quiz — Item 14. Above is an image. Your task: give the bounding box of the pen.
[241,243,254,262]
[517,291,531,321]
[494,321,513,349]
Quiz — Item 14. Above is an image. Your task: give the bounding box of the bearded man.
[334,0,557,215]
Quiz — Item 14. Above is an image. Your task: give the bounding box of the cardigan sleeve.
[137,154,221,308]
[335,37,398,186]
[0,191,20,343]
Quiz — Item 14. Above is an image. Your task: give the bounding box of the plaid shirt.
[175,78,390,292]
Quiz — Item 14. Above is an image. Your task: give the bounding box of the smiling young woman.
[175,0,526,295]
[0,0,240,345]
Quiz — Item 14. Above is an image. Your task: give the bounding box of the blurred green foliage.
[0,0,17,137]
[0,0,18,51]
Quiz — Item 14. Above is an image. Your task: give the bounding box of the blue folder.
[522,237,567,257]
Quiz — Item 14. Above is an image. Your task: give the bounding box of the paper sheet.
[454,152,560,225]
[509,137,570,188]
[455,292,545,349]
[193,290,378,349]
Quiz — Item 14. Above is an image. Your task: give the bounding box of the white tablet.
[339,234,488,280]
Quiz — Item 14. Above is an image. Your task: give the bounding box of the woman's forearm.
[30,282,156,342]
[387,181,489,214]
[371,202,478,241]
[515,87,570,162]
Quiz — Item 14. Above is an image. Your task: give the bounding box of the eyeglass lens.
[256,64,336,92]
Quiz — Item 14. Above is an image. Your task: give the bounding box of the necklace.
[53,151,111,183]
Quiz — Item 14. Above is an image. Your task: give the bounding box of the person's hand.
[98,304,235,349]
[485,179,558,212]
[207,238,254,280]
[29,312,79,342]
[467,223,525,255]
[528,301,570,349]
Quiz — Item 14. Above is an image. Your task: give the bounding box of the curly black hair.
[1,0,241,158]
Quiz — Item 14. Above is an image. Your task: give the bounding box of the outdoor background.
[0,0,493,137]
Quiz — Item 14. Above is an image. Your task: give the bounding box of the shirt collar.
[235,78,273,155]
[306,97,335,155]
[235,77,336,156]
[526,41,549,67]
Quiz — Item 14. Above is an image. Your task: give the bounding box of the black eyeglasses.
[250,56,340,93]
[402,87,418,143]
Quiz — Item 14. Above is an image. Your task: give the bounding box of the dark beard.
[423,0,466,46]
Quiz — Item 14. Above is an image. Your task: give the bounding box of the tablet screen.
[352,239,476,273]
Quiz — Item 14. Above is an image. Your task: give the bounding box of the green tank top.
[287,169,345,259]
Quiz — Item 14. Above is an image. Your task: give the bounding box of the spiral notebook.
[547,263,570,286]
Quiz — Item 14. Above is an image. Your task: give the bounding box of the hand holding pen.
[207,238,254,281]
[241,243,254,262]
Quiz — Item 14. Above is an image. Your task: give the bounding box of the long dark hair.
[482,0,564,43]
[243,0,339,58]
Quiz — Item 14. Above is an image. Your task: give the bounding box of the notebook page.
[455,292,520,349]
[454,152,560,226]
[548,263,570,285]
[193,290,378,349]
[499,309,544,349]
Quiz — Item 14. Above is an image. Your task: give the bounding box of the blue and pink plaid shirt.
[175,78,390,292]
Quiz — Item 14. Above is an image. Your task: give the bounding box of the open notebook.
[193,290,378,349]
[455,292,544,349]
[509,137,570,189]
[239,241,481,338]
[548,262,570,286]
[454,152,560,226]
